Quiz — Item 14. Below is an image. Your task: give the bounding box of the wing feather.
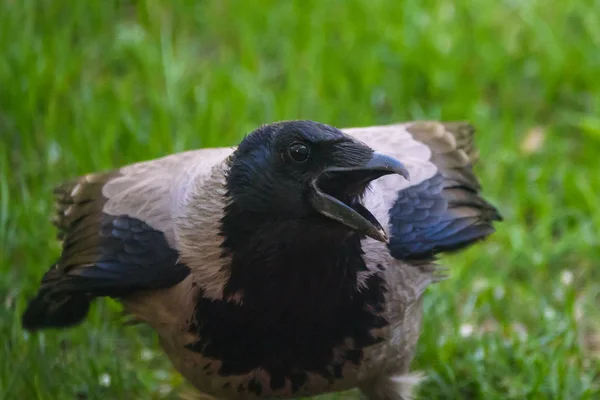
[41,148,233,297]
[342,121,501,262]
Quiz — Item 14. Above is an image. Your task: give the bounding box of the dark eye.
[287,142,310,163]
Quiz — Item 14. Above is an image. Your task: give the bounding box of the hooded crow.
[22,120,501,400]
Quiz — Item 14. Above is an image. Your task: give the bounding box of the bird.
[21,119,501,400]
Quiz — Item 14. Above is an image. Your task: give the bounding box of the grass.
[1,0,600,398]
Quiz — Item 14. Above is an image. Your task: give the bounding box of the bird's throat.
[220,218,364,311]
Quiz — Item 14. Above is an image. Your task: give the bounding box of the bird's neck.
[218,209,368,313]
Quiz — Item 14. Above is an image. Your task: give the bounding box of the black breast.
[185,224,389,396]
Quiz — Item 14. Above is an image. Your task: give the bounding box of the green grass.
[1,0,600,398]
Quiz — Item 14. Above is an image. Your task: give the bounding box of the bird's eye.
[287,142,310,163]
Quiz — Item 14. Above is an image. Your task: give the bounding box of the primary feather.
[22,120,500,400]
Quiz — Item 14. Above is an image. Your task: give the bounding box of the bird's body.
[22,120,501,399]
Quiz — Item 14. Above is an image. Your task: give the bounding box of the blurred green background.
[1,0,599,399]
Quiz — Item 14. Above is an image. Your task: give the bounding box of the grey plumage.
[22,120,501,400]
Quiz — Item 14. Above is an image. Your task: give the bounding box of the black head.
[224,120,409,242]
[225,120,410,241]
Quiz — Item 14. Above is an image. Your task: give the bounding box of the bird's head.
[224,120,409,242]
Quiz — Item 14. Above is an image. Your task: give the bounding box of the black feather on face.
[225,120,364,215]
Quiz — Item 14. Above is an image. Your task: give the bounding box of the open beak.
[309,151,410,242]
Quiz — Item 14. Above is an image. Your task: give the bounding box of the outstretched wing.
[343,121,501,262]
[34,147,233,299]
